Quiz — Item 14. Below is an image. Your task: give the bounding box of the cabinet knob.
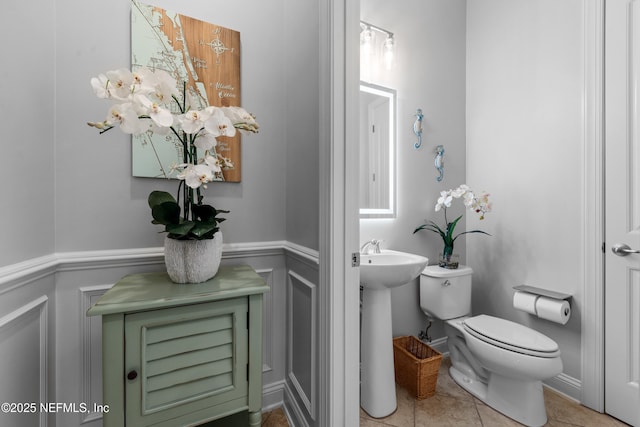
[127,370,138,381]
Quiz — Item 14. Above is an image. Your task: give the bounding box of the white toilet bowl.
[447,315,562,426]
[420,266,563,427]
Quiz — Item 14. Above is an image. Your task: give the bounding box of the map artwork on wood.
[131,1,242,181]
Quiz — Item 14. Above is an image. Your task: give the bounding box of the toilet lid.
[463,315,560,357]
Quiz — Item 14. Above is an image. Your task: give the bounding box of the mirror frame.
[359,81,396,218]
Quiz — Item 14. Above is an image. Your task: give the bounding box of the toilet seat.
[463,315,560,358]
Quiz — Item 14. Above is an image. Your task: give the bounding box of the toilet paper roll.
[535,296,571,325]
[513,291,539,315]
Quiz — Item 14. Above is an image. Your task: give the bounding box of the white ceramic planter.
[164,232,223,283]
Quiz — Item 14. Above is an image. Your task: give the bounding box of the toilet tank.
[420,265,473,320]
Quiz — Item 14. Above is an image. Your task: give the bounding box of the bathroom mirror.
[359,82,396,218]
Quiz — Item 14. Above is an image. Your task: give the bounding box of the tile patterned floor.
[360,357,629,427]
[262,407,290,426]
[199,407,289,426]
[207,357,629,426]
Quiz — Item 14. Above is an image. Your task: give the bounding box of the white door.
[367,97,390,208]
[605,0,640,425]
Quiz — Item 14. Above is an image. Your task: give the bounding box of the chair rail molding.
[0,241,319,285]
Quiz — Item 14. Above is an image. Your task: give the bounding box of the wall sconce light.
[382,35,395,69]
[360,21,395,70]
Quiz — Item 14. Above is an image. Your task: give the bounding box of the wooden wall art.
[131,1,242,182]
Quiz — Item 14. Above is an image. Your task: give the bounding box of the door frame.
[580,0,605,413]
[318,0,361,426]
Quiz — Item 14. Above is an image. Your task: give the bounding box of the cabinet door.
[124,298,249,426]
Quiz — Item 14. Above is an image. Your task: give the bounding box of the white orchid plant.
[414,184,492,262]
[88,67,259,240]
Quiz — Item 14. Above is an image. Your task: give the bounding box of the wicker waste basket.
[393,335,442,400]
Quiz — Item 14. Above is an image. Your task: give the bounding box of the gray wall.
[358,0,585,392]
[0,0,321,267]
[466,0,583,383]
[0,1,56,267]
[359,0,468,338]
[1,2,321,426]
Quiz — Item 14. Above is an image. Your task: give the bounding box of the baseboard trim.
[283,380,309,427]
[262,380,286,413]
[545,373,582,402]
[420,335,449,356]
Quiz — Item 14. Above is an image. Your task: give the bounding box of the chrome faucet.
[360,239,382,254]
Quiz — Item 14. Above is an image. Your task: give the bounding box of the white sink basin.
[360,250,429,289]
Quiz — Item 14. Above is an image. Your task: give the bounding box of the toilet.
[420,265,562,427]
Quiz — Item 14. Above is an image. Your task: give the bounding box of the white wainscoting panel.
[287,269,317,420]
[79,285,112,425]
[256,269,275,374]
[0,242,315,427]
[0,296,49,427]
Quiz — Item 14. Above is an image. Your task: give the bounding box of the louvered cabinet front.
[87,265,268,427]
[124,298,248,426]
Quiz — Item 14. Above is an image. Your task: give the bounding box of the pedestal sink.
[360,250,429,418]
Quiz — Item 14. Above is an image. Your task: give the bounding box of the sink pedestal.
[360,287,397,418]
[358,249,428,418]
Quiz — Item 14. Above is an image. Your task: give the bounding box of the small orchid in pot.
[88,67,259,283]
[414,185,491,269]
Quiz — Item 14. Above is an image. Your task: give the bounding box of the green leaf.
[190,221,217,238]
[166,221,195,238]
[191,204,229,223]
[452,230,491,242]
[191,204,217,222]
[148,191,176,209]
[151,201,181,225]
[414,221,446,239]
[445,215,463,242]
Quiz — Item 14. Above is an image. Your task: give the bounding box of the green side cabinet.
[87,265,269,427]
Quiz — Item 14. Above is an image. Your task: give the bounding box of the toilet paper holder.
[513,285,572,301]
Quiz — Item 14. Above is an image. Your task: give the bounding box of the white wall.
[360,0,467,337]
[466,0,584,386]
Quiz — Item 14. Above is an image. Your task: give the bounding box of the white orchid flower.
[90,74,111,99]
[203,155,223,173]
[134,95,173,128]
[219,156,234,169]
[221,106,259,133]
[176,164,213,189]
[435,190,453,211]
[452,186,467,198]
[130,68,178,103]
[149,69,179,102]
[193,133,217,151]
[204,107,237,137]
[106,103,145,134]
[463,192,475,207]
[105,69,134,100]
[180,109,211,134]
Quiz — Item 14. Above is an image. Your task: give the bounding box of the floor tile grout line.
[473,400,485,427]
